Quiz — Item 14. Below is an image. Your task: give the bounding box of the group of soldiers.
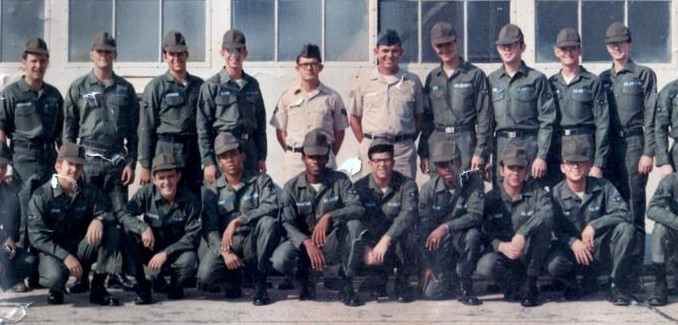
[0,19,677,310]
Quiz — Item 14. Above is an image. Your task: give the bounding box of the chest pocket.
[240,192,259,211]
[161,92,187,127]
[14,101,41,132]
[383,200,401,219]
[363,91,382,111]
[391,87,415,119]
[621,79,643,110]
[168,214,186,234]
[451,82,475,113]
[215,90,240,126]
[319,195,340,213]
[144,213,163,228]
[510,85,538,123]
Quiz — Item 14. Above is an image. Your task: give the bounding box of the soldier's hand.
[148,252,168,271]
[223,251,245,270]
[86,219,104,246]
[498,241,521,260]
[659,164,674,177]
[139,167,152,185]
[510,234,526,256]
[426,224,449,251]
[531,158,547,179]
[141,226,155,250]
[571,239,593,265]
[222,218,241,252]
[420,158,430,174]
[303,239,326,271]
[370,236,391,265]
[312,214,332,247]
[589,166,604,178]
[204,165,218,184]
[471,155,485,171]
[419,267,438,292]
[64,254,83,278]
[638,155,654,175]
[121,166,135,186]
[257,160,267,173]
[581,225,595,250]
[4,237,16,260]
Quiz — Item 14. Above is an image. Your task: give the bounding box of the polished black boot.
[339,276,363,307]
[648,263,668,306]
[166,276,184,300]
[609,278,631,306]
[47,290,64,305]
[90,273,120,306]
[252,271,271,306]
[394,276,414,303]
[67,276,89,294]
[107,273,136,291]
[520,277,540,307]
[458,279,481,305]
[134,276,153,305]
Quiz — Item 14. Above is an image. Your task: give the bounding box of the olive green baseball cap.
[431,22,457,45]
[556,27,581,47]
[214,132,241,156]
[495,24,524,45]
[151,153,178,174]
[24,37,49,55]
[222,29,246,49]
[302,130,330,156]
[605,22,631,44]
[162,30,188,53]
[429,140,460,164]
[57,143,85,165]
[500,145,529,167]
[297,43,321,62]
[91,32,116,51]
[561,138,593,162]
[376,29,401,46]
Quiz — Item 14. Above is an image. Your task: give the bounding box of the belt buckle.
[444,126,455,134]
[507,131,517,138]
[564,129,572,136]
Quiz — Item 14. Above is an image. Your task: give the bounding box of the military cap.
[222,29,246,49]
[495,24,524,45]
[430,141,460,164]
[57,143,85,165]
[151,153,178,174]
[302,129,330,156]
[368,138,394,158]
[214,132,241,156]
[556,27,581,47]
[297,43,322,62]
[0,142,11,165]
[91,32,116,51]
[605,22,631,44]
[24,37,49,55]
[376,29,401,47]
[162,30,188,53]
[431,22,457,45]
[561,138,593,162]
[500,145,529,167]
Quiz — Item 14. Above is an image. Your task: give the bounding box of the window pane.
[467,1,509,63]
[582,1,622,62]
[421,1,464,63]
[163,0,206,62]
[535,1,577,63]
[279,0,321,61]
[628,1,670,63]
[1,0,44,62]
[116,0,159,61]
[379,1,418,63]
[326,0,368,62]
[232,0,274,61]
[69,0,113,62]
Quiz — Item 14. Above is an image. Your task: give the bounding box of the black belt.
[561,126,594,136]
[285,145,303,153]
[496,129,538,139]
[158,134,193,143]
[364,133,415,142]
[435,124,475,134]
[612,127,643,138]
[12,139,53,150]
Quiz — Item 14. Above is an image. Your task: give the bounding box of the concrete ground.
[1,276,677,324]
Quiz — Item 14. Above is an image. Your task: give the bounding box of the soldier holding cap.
[197,29,267,182]
[138,31,204,196]
[270,44,349,182]
[63,31,139,292]
[547,27,609,185]
[116,152,201,304]
[271,130,365,306]
[353,139,419,302]
[347,29,424,179]
[419,22,491,175]
[546,138,635,305]
[418,140,484,304]
[478,144,553,307]
[0,38,63,291]
[488,24,556,185]
[197,132,281,306]
[598,22,657,290]
[27,143,120,306]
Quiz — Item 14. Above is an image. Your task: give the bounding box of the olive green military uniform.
[419,58,491,170]
[270,83,348,181]
[347,69,424,179]
[196,70,267,174]
[140,72,204,195]
[655,79,678,170]
[0,77,63,248]
[0,179,35,290]
[197,171,281,288]
[647,173,678,265]
[27,179,118,292]
[488,61,556,183]
[418,172,484,300]
[63,71,139,212]
[546,176,635,283]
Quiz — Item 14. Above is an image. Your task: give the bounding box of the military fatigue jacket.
[419,58,492,159]
[488,61,556,159]
[598,60,657,157]
[63,71,139,168]
[0,77,63,143]
[117,184,201,256]
[281,169,365,248]
[196,69,267,167]
[483,180,553,251]
[549,67,610,168]
[552,176,631,247]
[654,79,678,166]
[27,180,115,260]
[647,173,678,231]
[354,171,418,240]
[139,71,204,168]
[0,182,20,242]
[202,171,278,255]
[419,172,484,236]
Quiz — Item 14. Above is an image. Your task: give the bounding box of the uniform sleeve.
[536,75,556,160]
[588,181,632,231]
[642,68,658,157]
[27,190,70,260]
[474,71,492,160]
[280,188,310,249]
[647,174,678,231]
[89,185,116,227]
[254,84,268,161]
[413,75,425,116]
[53,90,65,147]
[385,180,418,239]
[139,81,161,168]
[201,186,223,255]
[116,188,149,235]
[516,188,553,237]
[269,91,287,130]
[332,92,349,131]
[63,83,81,144]
[0,88,13,134]
[551,191,580,247]
[327,176,365,224]
[164,197,202,257]
[655,84,674,167]
[417,74,434,159]
[196,81,217,167]
[0,188,21,241]
[417,180,435,237]
[124,85,140,169]
[592,78,610,168]
[446,176,484,231]
[241,174,279,225]
[347,81,363,118]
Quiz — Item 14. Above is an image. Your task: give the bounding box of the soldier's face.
[554,46,582,67]
[90,49,116,69]
[21,53,49,83]
[606,41,632,61]
[369,152,394,181]
[296,57,323,81]
[152,169,181,201]
[500,164,527,189]
[302,154,328,178]
[164,51,188,73]
[560,160,590,182]
[55,160,83,183]
[217,149,245,176]
[220,47,247,70]
[374,44,403,72]
[432,41,458,63]
[435,160,461,186]
[496,42,525,65]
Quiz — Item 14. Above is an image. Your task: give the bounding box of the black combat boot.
[67,276,89,294]
[252,270,271,306]
[394,275,414,303]
[107,273,136,291]
[648,263,668,306]
[608,278,631,306]
[520,276,540,307]
[47,290,64,305]
[166,276,184,300]
[134,276,153,305]
[90,273,120,306]
[458,279,481,305]
[339,275,363,307]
